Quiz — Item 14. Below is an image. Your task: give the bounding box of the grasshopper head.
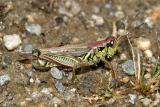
[105,36,115,47]
[105,36,121,59]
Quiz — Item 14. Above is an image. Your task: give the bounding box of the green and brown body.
[19,36,121,80]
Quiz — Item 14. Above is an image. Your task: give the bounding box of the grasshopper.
[20,36,121,81]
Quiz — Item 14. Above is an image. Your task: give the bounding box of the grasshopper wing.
[39,44,91,57]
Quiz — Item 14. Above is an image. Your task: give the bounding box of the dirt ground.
[0,0,160,107]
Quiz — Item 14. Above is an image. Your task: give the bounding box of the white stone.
[92,6,100,13]
[3,34,22,50]
[141,98,152,106]
[144,73,151,79]
[29,78,34,83]
[25,24,42,36]
[41,88,52,97]
[91,15,104,26]
[115,11,125,19]
[0,74,11,86]
[70,1,81,15]
[120,53,127,60]
[50,67,63,79]
[135,37,151,51]
[52,97,62,104]
[144,50,153,58]
[128,94,137,104]
[58,6,73,17]
[144,17,154,28]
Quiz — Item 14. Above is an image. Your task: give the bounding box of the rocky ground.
[0,0,160,107]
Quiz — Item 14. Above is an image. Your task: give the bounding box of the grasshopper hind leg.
[72,67,80,82]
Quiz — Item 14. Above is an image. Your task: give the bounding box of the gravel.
[140,97,152,106]
[122,60,136,75]
[1,55,12,68]
[64,88,76,101]
[128,94,137,104]
[91,15,104,26]
[144,49,153,58]
[68,0,81,15]
[3,34,22,50]
[0,74,11,86]
[41,88,53,98]
[52,97,62,105]
[131,20,143,28]
[135,37,151,51]
[144,17,154,28]
[55,81,65,92]
[25,24,42,36]
[115,11,125,19]
[23,44,33,53]
[50,67,63,80]
[58,6,73,17]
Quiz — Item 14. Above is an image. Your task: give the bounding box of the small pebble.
[41,88,53,98]
[25,70,33,77]
[128,94,137,104]
[144,49,153,58]
[120,76,130,83]
[141,98,152,106]
[30,91,40,99]
[91,15,104,26]
[65,0,72,8]
[1,55,12,67]
[70,1,81,15]
[35,78,41,84]
[107,98,116,104]
[55,81,65,92]
[41,88,50,95]
[131,20,143,28]
[152,92,160,106]
[65,0,81,15]
[117,29,128,36]
[144,17,154,29]
[3,34,22,50]
[52,97,62,105]
[72,37,79,43]
[144,73,151,79]
[7,93,13,100]
[23,44,33,53]
[58,6,72,17]
[64,88,76,101]
[92,6,100,13]
[5,2,14,12]
[26,14,35,22]
[50,67,63,80]
[104,3,112,9]
[25,24,42,36]
[120,53,127,60]
[55,16,64,25]
[135,37,151,51]
[0,74,11,86]
[115,11,125,19]
[29,78,34,83]
[122,60,136,75]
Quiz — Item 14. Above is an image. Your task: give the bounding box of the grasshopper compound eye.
[32,49,41,56]
[105,37,115,47]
